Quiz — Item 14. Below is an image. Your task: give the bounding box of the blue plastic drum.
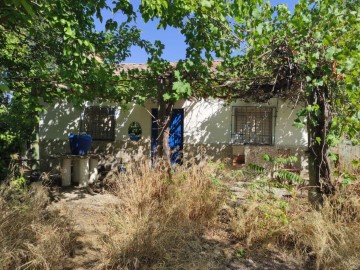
[69,133,92,155]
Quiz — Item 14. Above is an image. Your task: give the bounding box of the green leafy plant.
[211,176,221,186]
[262,154,303,185]
[246,154,303,186]
[10,176,27,190]
[340,172,357,186]
[235,247,246,258]
[273,170,302,184]
[247,163,265,174]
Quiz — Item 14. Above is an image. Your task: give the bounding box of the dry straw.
[0,184,76,270]
[99,160,225,270]
[231,181,360,270]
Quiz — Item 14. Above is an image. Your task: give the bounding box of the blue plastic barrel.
[69,133,77,154]
[69,133,92,155]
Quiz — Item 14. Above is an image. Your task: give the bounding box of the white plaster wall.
[166,98,307,147]
[181,99,231,144]
[40,98,307,148]
[40,102,81,140]
[115,104,152,142]
[274,100,307,146]
[40,101,154,143]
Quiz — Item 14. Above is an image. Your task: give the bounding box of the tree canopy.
[0,0,359,195]
[0,0,149,174]
[129,0,360,194]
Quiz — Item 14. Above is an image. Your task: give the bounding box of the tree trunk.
[30,89,40,171]
[30,122,40,171]
[307,86,335,204]
[155,77,175,175]
[157,98,174,163]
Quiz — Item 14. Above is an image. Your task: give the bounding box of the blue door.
[151,108,184,165]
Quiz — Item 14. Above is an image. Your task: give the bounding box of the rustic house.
[39,100,307,174]
[38,62,309,181]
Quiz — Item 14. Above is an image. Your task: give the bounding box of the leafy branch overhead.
[0,0,151,175]
[0,0,359,195]
[134,0,359,195]
[0,0,151,105]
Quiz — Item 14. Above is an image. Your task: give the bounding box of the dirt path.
[47,184,304,270]
[48,188,121,270]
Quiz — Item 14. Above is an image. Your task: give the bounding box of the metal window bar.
[81,106,115,141]
[231,106,274,145]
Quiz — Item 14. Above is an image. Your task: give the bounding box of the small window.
[81,106,115,141]
[232,106,274,145]
[128,122,142,141]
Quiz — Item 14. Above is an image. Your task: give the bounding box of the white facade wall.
[40,98,307,147]
[178,98,307,147]
[39,98,308,172]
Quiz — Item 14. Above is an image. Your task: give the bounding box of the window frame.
[231,106,276,145]
[80,106,116,141]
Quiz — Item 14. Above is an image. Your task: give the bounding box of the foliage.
[0,0,152,175]
[9,176,27,190]
[0,93,39,178]
[247,163,265,175]
[0,0,152,103]
[262,154,297,167]
[246,154,303,185]
[99,161,224,269]
[231,180,360,269]
[138,0,360,195]
[273,169,302,184]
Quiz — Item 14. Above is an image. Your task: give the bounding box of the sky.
[95,0,299,63]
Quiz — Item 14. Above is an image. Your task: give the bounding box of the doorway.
[151,108,184,165]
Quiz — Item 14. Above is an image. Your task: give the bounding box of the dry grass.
[99,160,225,270]
[0,183,76,270]
[231,181,360,270]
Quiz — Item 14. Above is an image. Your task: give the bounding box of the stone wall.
[39,139,151,171]
[40,138,308,178]
[183,143,232,163]
[330,144,360,174]
[184,143,308,177]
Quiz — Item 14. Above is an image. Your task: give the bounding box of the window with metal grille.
[231,106,274,145]
[80,106,115,141]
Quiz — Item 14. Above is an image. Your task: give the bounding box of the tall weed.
[0,184,76,270]
[99,161,224,270]
[231,181,360,270]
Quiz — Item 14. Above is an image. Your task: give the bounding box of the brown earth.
[48,187,121,270]
[48,185,306,270]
